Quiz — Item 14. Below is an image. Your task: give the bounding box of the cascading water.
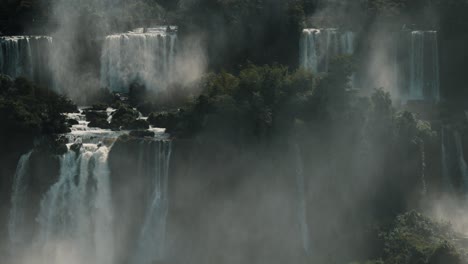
[398,30,440,102]
[132,140,172,264]
[64,107,125,144]
[100,27,177,93]
[8,151,33,251]
[7,104,173,263]
[36,144,114,264]
[0,36,53,84]
[300,28,355,73]
[293,144,310,256]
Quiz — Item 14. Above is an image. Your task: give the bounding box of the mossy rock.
[88,118,111,129]
[70,142,82,154]
[67,119,79,126]
[148,111,178,128]
[111,106,140,129]
[85,111,107,121]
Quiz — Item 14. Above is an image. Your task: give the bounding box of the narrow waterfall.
[300,28,355,73]
[441,127,454,192]
[0,36,53,84]
[8,151,33,250]
[132,140,172,264]
[409,32,424,99]
[294,144,310,256]
[399,30,440,102]
[454,132,468,194]
[36,144,114,264]
[340,31,355,56]
[420,140,427,195]
[100,27,177,93]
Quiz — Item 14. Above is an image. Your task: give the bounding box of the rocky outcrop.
[111,106,139,130]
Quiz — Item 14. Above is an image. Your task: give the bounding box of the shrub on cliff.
[0,75,77,137]
[362,211,463,264]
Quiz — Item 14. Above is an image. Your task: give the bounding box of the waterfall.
[420,140,427,195]
[409,31,424,100]
[100,27,178,93]
[441,127,454,192]
[0,36,53,84]
[300,28,355,73]
[294,144,310,256]
[454,132,468,195]
[400,30,440,102]
[132,140,172,264]
[8,151,33,251]
[340,31,355,55]
[36,144,114,264]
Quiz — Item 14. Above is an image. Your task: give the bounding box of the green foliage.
[157,64,315,140]
[353,212,463,264]
[0,74,77,137]
[394,111,436,145]
[379,211,461,264]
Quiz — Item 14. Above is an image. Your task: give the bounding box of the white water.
[35,144,114,264]
[8,115,173,263]
[64,108,124,144]
[0,36,53,84]
[132,140,172,264]
[293,144,310,256]
[8,151,33,251]
[64,107,169,143]
[100,26,177,93]
[300,28,355,73]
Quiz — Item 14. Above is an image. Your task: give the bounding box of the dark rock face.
[85,111,107,121]
[126,119,149,130]
[85,110,111,129]
[70,142,82,153]
[108,137,162,263]
[129,130,154,138]
[27,150,60,211]
[67,118,79,126]
[0,136,33,257]
[88,118,111,129]
[0,146,60,257]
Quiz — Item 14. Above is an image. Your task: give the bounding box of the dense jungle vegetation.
[2,0,468,263]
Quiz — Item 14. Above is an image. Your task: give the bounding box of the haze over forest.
[1,1,468,264]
